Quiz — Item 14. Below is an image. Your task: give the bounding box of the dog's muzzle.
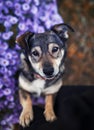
[34,62,56,80]
[43,62,54,79]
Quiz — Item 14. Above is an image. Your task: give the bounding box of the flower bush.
[0,0,63,129]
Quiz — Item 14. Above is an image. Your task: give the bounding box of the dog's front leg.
[19,89,33,127]
[44,94,56,122]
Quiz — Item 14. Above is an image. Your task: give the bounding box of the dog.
[16,23,74,127]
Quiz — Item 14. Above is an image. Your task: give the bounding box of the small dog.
[16,23,74,127]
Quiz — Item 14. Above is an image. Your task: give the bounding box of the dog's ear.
[51,23,74,41]
[15,32,34,49]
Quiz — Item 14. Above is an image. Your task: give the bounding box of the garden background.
[0,0,94,130]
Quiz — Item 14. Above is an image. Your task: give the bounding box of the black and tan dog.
[16,23,74,127]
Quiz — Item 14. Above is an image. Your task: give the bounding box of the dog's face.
[27,32,66,80]
[16,23,74,80]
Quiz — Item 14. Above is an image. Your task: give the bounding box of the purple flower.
[7,95,14,102]
[18,22,26,31]
[6,15,12,21]
[26,19,33,27]
[45,20,52,29]
[9,16,18,24]
[32,22,39,32]
[0,58,9,67]
[51,14,64,24]
[4,100,8,106]
[7,70,13,76]
[14,9,22,17]
[14,3,21,10]
[30,5,38,14]
[0,2,3,8]
[2,32,13,40]
[5,1,13,8]
[4,21,11,28]
[39,15,48,22]
[0,49,6,56]
[34,0,40,6]
[37,26,45,33]
[0,90,4,98]
[1,120,6,125]
[0,42,8,50]
[25,0,32,3]
[2,76,10,87]
[22,3,30,11]
[37,97,44,104]
[8,102,15,109]
[0,81,3,89]
[0,67,8,75]
[5,52,12,59]
[15,43,21,50]
[11,50,19,59]
[9,59,16,65]
[3,88,11,96]
[5,115,14,122]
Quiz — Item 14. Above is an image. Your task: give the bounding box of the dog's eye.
[52,47,59,53]
[32,50,39,57]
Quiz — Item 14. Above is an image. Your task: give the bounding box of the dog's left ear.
[51,23,74,41]
[15,31,34,50]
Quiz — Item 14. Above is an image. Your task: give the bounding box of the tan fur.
[44,94,56,121]
[19,90,33,127]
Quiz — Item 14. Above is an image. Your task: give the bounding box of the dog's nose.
[43,62,54,77]
[43,66,54,77]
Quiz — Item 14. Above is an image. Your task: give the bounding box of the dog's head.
[16,23,74,80]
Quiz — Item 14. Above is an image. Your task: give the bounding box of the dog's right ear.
[15,32,34,49]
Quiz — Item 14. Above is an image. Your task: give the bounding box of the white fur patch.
[64,31,69,38]
[20,53,25,59]
[19,75,45,96]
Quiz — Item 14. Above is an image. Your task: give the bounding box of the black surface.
[20,85,94,130]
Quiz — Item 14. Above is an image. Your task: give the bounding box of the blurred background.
[58,0,94,85]
[0,0,94,130]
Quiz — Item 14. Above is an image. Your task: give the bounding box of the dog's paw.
[44,110,57,122]
[19,109,33,127]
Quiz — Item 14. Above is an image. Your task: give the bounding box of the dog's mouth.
[34,73,56,80]
[44,75,55,80]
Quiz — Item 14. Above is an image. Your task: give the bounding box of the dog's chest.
[31,79,45,96]
[19,75,62,96]
[19,75,45,96]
